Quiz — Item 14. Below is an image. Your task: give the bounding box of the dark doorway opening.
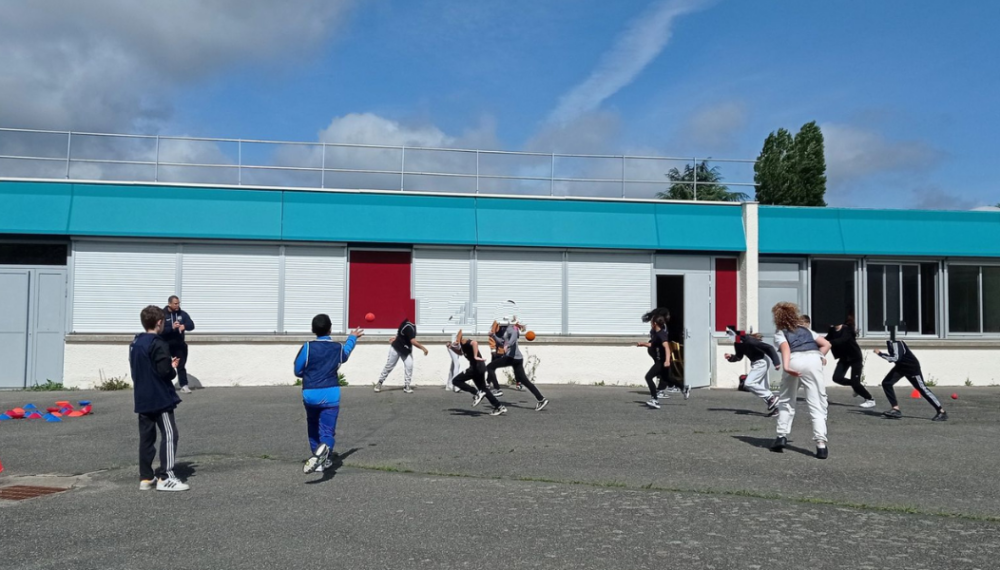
[656,275,684,345]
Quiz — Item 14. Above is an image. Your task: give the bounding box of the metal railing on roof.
[0,127,757,201]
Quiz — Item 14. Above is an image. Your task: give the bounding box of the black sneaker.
[490,405,507,416]
[491,389,504,397]
[738,375,747,392]
[766,395,778,412]
[534,398,549,412]
[683,385,692,400]
[932,411,948,422]
[472,391,486,407]
[882,409,902,419]
[770,436,787,452]
[816,446,829,460]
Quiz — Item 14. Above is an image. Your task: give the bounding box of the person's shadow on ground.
[448,408,488,417]
[731,435,815,457]
[305,448,359,485]
[708,407,770,417]
[173,461,198,480]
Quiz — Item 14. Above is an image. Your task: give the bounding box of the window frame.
[861,258,942,339]
[944,260,1000,338]
[807,256,861,334]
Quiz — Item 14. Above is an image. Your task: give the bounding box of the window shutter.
[283,246,346,333]
[476,250,563,334]
[413,248,472,333]
[181,244,279,333]
[567,252,651,335]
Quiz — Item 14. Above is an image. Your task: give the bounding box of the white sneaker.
[646,399,661,409]
[156,477,190,492]
[373,382,382,393]
[179,386,192,394]
[403,385,414,394]
[139,479,156,491]
[656,390,670,399]
[860,399,877,409]
[314,458,335,473]
[453,386,462,393]
[304,444,330,474]
[472,391,486,407]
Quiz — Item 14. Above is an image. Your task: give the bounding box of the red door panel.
[348,250,415,329]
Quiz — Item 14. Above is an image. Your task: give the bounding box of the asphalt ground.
[1,384,999,570]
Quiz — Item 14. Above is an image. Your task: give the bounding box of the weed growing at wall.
[25,379,76,391]
[95,370,131,391]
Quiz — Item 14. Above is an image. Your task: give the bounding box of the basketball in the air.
[365,312,375,322]
[526,331,536,341]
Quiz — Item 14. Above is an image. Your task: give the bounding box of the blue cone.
[23,403,37,410]
[78,401,91,407]
[43,413,62,422]
[0,413,12,421]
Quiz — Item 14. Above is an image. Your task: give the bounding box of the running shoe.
[932,411,948,422]
[656,391,671,399]
[156,477,190,491]
[491,389,504,397]
[179,386,192,394]
[472,391,486,407]
[373,382,382,393]
[766,395,779,412]
[770,436,787,452]
[514,384,524,391]
[315,458,335,473]
[534,398,549,412]
[139,479,155,491]
[490,406,508,416]
[683,385,692,400]
[645,399,661,409]
[738,375,747,392]
[882,409,902,419]
[403,385,414,394]
[304,444,330,474]
[665,386,681,393]
[859,399,877,409]
[816,446,829,460]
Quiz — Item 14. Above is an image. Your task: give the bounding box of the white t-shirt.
[773,327,819,348]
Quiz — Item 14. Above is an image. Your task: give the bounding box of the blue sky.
[2,0,998,208]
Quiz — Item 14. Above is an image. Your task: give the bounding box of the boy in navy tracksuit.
[295,314,363,474]
[877,328,948,422]
[130,305,187,491]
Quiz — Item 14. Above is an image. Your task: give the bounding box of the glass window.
[810,259,856,332]
[867,263,935,334]
[948,266,980,333]
[920,263,938,335]
[867,264,884,333]
[0,243,68,265]
[983,267,1000,333]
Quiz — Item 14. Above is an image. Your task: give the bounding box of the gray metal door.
[0,270,31,388]
[29,269,67,385]
[683,272,712,388]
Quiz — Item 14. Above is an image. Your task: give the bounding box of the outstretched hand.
[350,327,365,339]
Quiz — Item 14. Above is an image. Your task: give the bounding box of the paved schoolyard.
[1,385,999,570]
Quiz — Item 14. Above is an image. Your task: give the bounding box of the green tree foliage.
[658,161,749,202]
[754,122,827,206]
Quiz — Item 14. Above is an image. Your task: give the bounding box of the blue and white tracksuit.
[294,335,357,454]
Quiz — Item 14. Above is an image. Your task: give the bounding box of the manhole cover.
[0,485,68,501]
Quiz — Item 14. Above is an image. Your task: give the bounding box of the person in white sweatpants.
[724,326,780,415]
[769,302,833,460]
[445,334,463,392]
[375,319,427,393]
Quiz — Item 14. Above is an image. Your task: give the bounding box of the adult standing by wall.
[161,296,195,394]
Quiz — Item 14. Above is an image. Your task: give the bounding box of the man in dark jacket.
[161,295,195,393]
[130,305,188,492]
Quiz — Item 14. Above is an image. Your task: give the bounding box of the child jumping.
[130,305,187,491]
[724,326,779,415]
[877,328,947,421]
[375,317,427,394]
[295,314,363,474]
[769,303,833,460]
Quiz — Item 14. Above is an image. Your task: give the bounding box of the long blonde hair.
[772,302,802,332]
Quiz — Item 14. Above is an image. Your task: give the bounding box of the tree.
[657,160,749,202]
[754,122,828,206]
[792,121,827,207]
[754,128,795,204]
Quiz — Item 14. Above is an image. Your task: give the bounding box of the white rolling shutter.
[283,246,346,333]
[567,252,651,335]
[413,248,471,334]
[181,244,280,333]
[72,241,178,333]
[476,250,563,334]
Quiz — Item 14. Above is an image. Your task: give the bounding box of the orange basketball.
[525,331,536,341]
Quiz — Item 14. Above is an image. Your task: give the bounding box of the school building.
[3,143,1000,391]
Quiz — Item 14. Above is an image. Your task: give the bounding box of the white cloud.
[679,101,747,150]
[0,1,353,132]
[822,123,945,186]
[546,0,711,125]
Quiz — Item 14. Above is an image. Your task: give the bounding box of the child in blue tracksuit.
[294,314,364,474]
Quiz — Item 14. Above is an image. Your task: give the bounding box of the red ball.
[365,313,375,323]
[951,393,958,400]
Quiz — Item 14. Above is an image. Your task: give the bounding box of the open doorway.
[656,275,684,343]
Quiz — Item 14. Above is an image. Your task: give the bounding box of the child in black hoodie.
[825,316,876,408]
[130,305,187,492]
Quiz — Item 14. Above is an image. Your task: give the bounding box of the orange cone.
[911,389,921,399]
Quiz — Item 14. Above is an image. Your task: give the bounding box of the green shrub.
[25,379,75,391]
[96,371,132,391]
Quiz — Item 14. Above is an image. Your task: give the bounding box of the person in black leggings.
[637,311,670,409]
[825,315,876,408]
[487,318,548,411]
[451,331,507,416]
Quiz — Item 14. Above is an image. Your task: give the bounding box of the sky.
[1,0,998,209]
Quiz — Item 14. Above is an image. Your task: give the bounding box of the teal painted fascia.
[69,184,282,239]
[760,206,1000,257]
[0,181,72,233]
[282,191,478,245]
[654,203,745,251]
